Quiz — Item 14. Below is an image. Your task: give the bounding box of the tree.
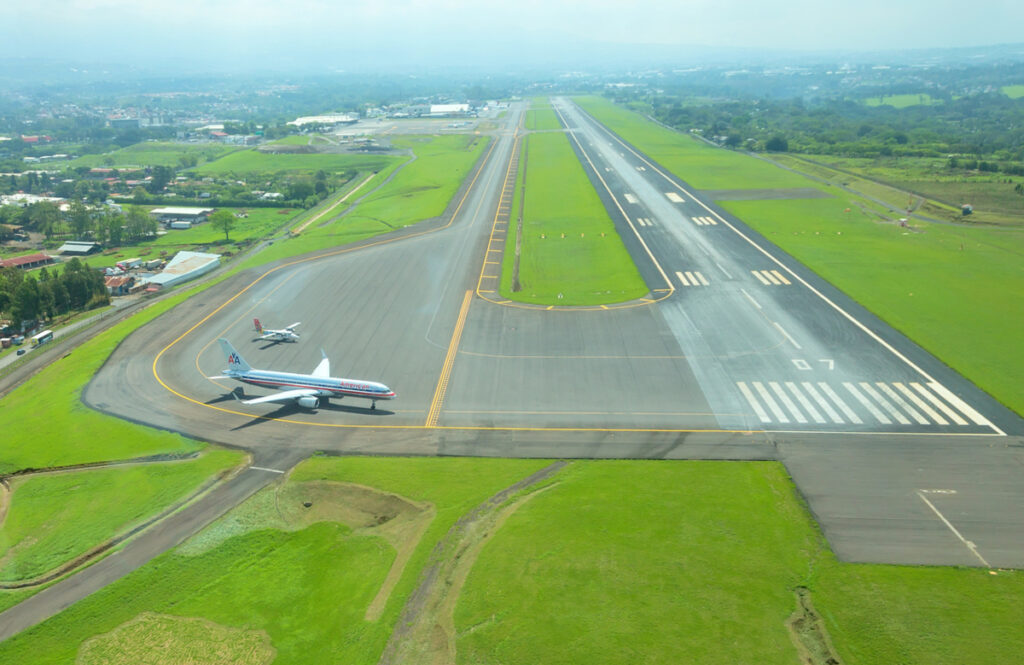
[69,201,92,239]
[765,135,789,152]
[125,206,155,241]
[209,209,235,241]
[148,165,174,194]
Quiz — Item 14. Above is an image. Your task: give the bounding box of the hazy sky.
[3,0,1023,69]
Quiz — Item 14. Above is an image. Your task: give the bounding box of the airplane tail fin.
[218,338,252,372]
[253,318,263,334]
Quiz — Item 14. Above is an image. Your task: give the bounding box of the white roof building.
[429,104,470,116]
[149,207,214,221]
[144,251,220,288]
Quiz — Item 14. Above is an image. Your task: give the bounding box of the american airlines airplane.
[253,318,300,343]
[211,339,396,410]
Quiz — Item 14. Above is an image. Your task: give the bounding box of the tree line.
[622,92,1024,171]
[0,258,109,329]
[0,201,157,245]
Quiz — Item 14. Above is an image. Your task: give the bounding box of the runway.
[81,98,1024,571]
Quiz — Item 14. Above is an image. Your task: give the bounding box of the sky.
[3,0,1023,71]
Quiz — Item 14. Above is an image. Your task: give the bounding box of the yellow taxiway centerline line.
[425,290,474,427]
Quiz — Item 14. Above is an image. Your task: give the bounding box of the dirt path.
[377,461,568,665]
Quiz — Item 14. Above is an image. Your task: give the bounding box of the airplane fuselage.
[227,368,395,401]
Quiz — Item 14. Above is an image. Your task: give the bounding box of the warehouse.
[149,207,214,224]
[143,251,220,289]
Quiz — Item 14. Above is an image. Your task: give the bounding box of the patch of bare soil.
[377,461,568,665]
[274,480,434,621]
[77,612,275,665]
[786,587,843,665]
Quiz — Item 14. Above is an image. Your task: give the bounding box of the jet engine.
[297,396,320,410]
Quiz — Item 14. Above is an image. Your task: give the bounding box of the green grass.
[575,96,814,190]
[524,108,562,131]
[500,132,648,305]
[193,150,392,176]
[455,460,1024,665]
[863,94,940,108]
[0,288,217,475]
[342,134,486,229]
[3,458,1023,663]
[721,195,1024,415]
[0,457,548,665]
[65,143,237,169]
[236,134,486,270]
[789,154,1024,225]
[1002,85,1024,99]
[0,450,241,585]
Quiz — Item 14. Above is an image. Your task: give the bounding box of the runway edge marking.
[569,99,1006,436]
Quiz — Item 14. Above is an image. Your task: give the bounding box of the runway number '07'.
[792,359,835,371]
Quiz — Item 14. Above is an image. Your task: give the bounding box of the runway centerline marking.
[250,466,285,474]
[917,490,991,568]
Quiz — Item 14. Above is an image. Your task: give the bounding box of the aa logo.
[229,353,240,365]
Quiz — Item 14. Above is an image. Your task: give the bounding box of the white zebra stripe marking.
[844,382,890,424]
[802,382,844,424]
[737,382,771,423]
[859,382,910,424]
[753,381,788,422]
[770,381,807,423]
[911,382,968,425]
[877,382,928,424]
[786,382,825,424]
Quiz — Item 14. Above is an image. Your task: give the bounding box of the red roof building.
[0,253,54,270]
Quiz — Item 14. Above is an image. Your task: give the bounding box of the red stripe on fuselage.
[240,376,394,399]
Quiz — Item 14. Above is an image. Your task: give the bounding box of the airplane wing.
[241,388,319,405]
[285,322,301,330]
[312,349,330,378]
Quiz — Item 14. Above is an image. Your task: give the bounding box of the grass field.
[3,458,1020,664]
[238,133,487,269]
[0,287,221,475]
[343,134,486,230]
[499,131,647,305]
[0,450,241,585]
[524,107,562,131]
[575,96,814,190]
[65,143,238,169]
[0,457,548,665]
[456,460,1024,665]
[863,93,940,108]
[1001,85,1024,99]
[789,154,1024,225]
[193,150,393,176]
[576,95,1024,416]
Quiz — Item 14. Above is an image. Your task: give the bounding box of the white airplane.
[211,338,395,410]
[254,317,300,343]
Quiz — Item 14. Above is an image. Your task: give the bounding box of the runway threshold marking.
[917,490,991,568]
[570,100,1005,436]
[426,290,473,427]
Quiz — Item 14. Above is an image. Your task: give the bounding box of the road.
[4,97,1023,642]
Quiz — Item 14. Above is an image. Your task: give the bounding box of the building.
[287,113,359,127]
[104,275,135,296]
[143,251,220,289]
[58,241,100,255]
[149,207,214,224]
[0,253,54,270]
[429,104,470,116]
